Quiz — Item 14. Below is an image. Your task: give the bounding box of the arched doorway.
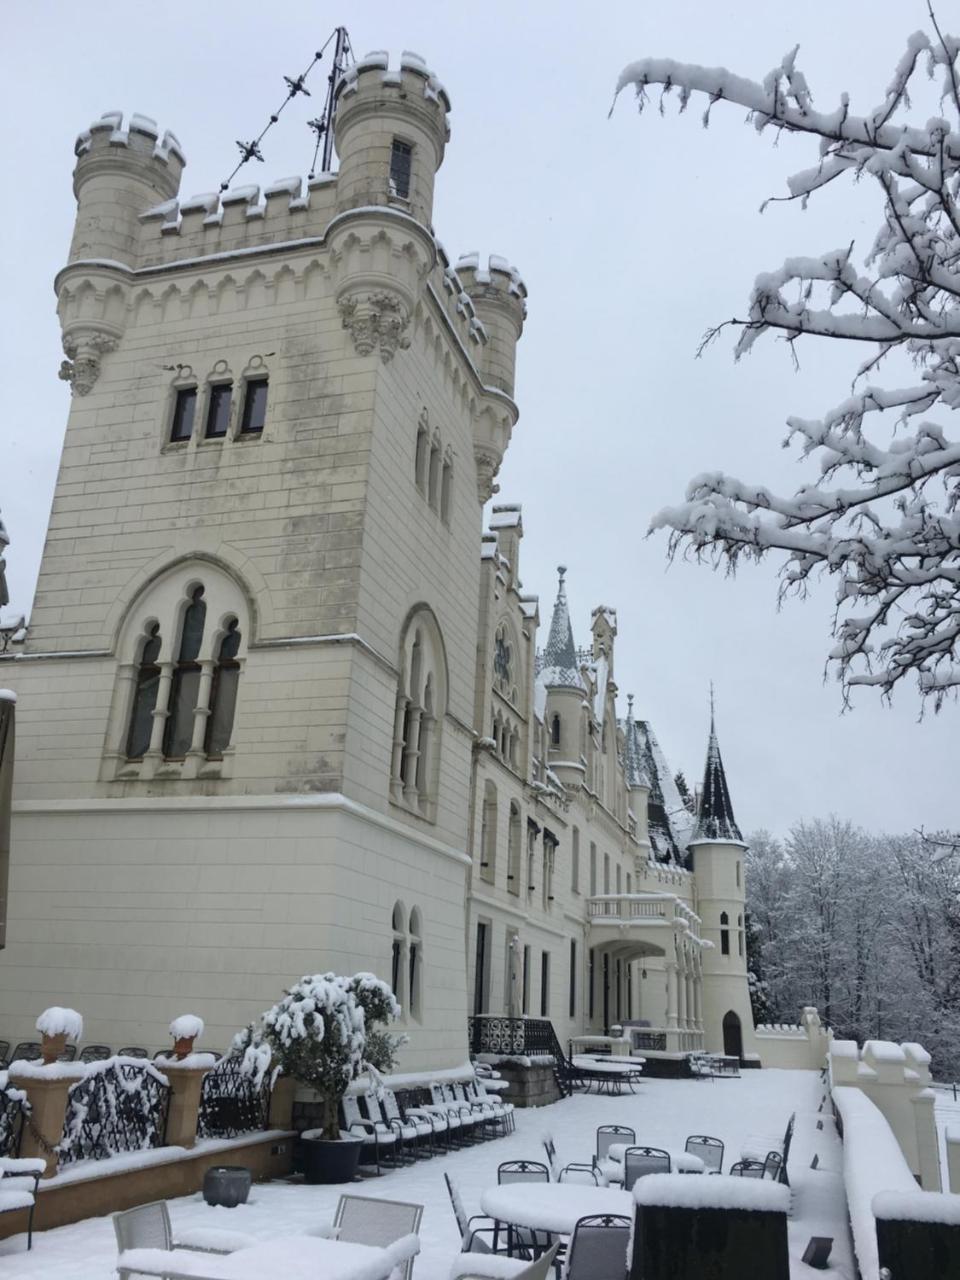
[722,1010,743,1059]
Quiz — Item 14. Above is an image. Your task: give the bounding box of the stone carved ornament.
[338,291,411,363]
[59,332,119,396]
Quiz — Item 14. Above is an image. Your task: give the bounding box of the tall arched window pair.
[391,903,423,1020]
[126,583,242,761]
[414,410,453,524]
[390,607,446,819]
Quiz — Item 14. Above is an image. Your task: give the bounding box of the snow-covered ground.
[0,1069,854,1279]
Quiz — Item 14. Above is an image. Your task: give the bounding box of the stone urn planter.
[36,1007,83,1064]
[202,1165,252,1208]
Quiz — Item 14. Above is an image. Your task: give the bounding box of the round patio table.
[605,1143,705,1173]
[480,1183,633,1238]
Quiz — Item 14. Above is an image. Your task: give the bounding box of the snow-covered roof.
[537,566,583,691]
[628,718,696,864]
[691,710,743,844]
[622,696,651,790]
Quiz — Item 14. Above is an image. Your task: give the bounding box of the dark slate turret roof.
[692,707,743,844]
[538,566,583,690]
[623,695,651,789]
[617,715,694,866]
[0,511,8,610]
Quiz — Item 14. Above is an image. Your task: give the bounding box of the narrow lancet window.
[205,618,241,757]
[164,586,206,758]
[126,624,162,759]
[390,139,412,198]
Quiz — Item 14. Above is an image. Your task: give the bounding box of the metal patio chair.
[622,1146,671,1190]
[331,1193,423,1280]
[685,1133,724,1173]
[444,1171,510,1254]
[594,1123,636,1183]
[451,1242,559,1280]
[118,1046,149,1058]
[10,1042,41,1063]
[729,1159,765,1177]
[542,1133,599,1184]
[565,1214,632,1280]
[79,1043,113,1063]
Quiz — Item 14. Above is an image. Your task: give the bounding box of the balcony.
[586,893,702,955]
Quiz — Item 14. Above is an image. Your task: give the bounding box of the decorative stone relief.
[474,448,500,504]
[59,332,119,396]
[338,291,411,363]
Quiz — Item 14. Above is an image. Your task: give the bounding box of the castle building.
[0,49,757,1070]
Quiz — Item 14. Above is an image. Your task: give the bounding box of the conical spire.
[623,694,651,788]
[0,508,9,610]
[692,689,743,843]
[539,565,582,689]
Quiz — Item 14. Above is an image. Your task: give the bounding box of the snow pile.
[872,1189,960,1224]
[153,1052,217,1070]
[634,1172,791,1212]
[832,1085,918,1280]
[36,1007,83,1042]
[169,1014,204,1041]
[0,689,16,703]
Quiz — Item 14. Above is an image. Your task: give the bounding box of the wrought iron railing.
[469,1016,525,1056]
[58,1059,170,1165]
[0,1085,28,1158]
[197,1055,270,1140]
[629,1030,668,1051]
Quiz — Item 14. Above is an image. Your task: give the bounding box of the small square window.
[170,387,197,443]
[390,139,412,199]
[205,383,232,438]
[240,379,268,434]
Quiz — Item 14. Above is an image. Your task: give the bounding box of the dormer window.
[390,139,412,199]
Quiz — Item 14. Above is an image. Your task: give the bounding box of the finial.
[557,565,567,598]
[709,681,716,731]
[627,693,634,718]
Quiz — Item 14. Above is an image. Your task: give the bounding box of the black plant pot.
[300,1135,362,1185]
[202,1165,252,1209]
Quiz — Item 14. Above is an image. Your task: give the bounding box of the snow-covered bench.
[0,1156,45,1250]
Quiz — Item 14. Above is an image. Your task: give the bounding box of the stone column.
[401,708,422,804]
[187,661,215,755]
[268,1076,296,1130]
[161,1063,212,1150]
[147,663,174,754]
[665,963,678,1031]
[9,1070,76,1178]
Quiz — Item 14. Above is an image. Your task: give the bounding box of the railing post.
[162,1063,212,1150]
[9,1068,76,1179]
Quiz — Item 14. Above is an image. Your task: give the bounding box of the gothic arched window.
[163,586,206,758]
[720,911,730,956]
[391,902,407,1013]
[409,908,423,1020]
[415,418,429,493]
[126,624,162,759]
[428,434,441,510]
[551,714,561,747]
[507,802,521,896]
[205,618,241,758]
[479,779,497,883]
[440,451,453,524]
[390,607,447,819]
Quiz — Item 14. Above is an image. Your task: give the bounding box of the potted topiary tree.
[238,972,400,1184]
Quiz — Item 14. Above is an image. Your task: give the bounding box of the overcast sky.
[2,0,955,838]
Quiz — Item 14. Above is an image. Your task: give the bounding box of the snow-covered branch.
[618,19,960,704]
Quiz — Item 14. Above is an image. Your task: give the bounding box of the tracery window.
[390,607,447,819]
[116,563,248,777]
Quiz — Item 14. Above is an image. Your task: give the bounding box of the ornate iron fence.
[0,1084,28,1158]
[468,1016,525,1056]
[58,1059,170,1165]
[197,1055,269,1140]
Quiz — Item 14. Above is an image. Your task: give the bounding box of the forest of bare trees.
[746,818,960,1077]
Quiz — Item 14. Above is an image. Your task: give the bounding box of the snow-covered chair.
[444,1171,510,1255]
[381,1087,439,1156]
[564,1214,632,1280]
[10,1042,40,1063]
[542,1133,599,1184]
[331,1194,423,1280]
[340,1094,398,1173]
[465,1078,513,1135]
[437,1083,483,1139]
[79,1043,112,1062]
[685,1134,724,1173]
[450,1242,559,1280]
[594,1123,635,1184]
[362,1091,420,1163]
[623,1146,671,1190]
[113,1200,256,1279]
[0,1157,44,1250]
[729,1159,765,1177]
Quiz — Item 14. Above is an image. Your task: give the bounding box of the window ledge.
[108,750,233,782]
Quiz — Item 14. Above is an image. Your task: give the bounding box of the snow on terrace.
[0,1070,853,1279]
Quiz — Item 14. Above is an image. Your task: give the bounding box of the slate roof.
[692,712,743,844]
[538,566,583,690]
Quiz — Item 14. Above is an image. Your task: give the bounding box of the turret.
[70,112,185,265]
[333,51,450,227]
[623,695,652,851]
[688,700,756,1060]
[455,254,527,396]
[538,567,586,789]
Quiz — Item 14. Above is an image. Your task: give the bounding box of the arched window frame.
[506,802,522,896]
[391,902,408,1018]
[125,622,162,760]
[415,414,429,493]
[408,908,423,1021]
[440,449,453,525]
[427,433,441,510]
[479,779,497,884]
[390,606,448,821]
[551,714,561,748]
[720,911,730,956]
[737,913,744,957]
[113,560,250,781]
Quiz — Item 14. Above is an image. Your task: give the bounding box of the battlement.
[335,50,451,134]
[454,253,527,395]
[74,110,185,173]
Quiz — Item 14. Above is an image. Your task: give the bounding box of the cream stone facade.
[0,49,763,1072]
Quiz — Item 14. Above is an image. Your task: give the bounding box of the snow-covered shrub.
[246,972,400,1139]
[36,1007,83,1043]
[363,1028,409,1074]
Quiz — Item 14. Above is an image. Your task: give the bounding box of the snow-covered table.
[605,1143,705,1173]
[480,1183,632,1237]
[571,1055,644,1095]
[117,1232,420,1280]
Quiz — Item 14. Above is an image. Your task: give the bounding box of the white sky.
[2,0,955,838]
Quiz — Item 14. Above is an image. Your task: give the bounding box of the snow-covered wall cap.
[873,1189,960,1225]
[634,1172,791,1213]
[170,1014,204,1040]
[862,1040,906,1063]
[901,1042,931,1065]
[75,111,185,166]
[0,690,16,703]
[36,1007,83,1042]
[336,51,451,113]
[830,1039,860,1059]
[489,504,522,529]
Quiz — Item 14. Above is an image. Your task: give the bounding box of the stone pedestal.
[490,1062,560,1108]
[161,1064,211,1150]
[9,1071,75,1178]
[268,1076,295,1130]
